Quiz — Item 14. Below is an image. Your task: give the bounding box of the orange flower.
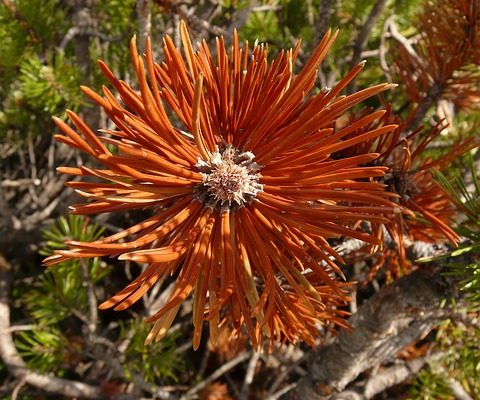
[44,22,397,349]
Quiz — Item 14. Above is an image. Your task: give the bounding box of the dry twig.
[179,351,250,400]
[240,350,261,400]
[347,0,389,93]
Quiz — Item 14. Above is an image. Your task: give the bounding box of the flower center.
[195,145,263,211]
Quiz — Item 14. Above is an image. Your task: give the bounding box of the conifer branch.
[0,254,103,399]
[293,266,460,399]
[0,0,39,42]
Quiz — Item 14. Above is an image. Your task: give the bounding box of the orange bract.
[44,22,398,350]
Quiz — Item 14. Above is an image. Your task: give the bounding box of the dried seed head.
[195,145,263,211]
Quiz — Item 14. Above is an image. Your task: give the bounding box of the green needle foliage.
[40,215,105,255]
[35,216,109,317]
[39,215,108,298]
[19,54,84,116]
[1,52,84,141]
[121,320,185,384]
[430,155,480,304]
[411,155,480,399]
[409,319,480,400]
[15,216,109,370]
[0,0,74,142]
[409,368,453,400]
[14,214,185,386]
[15,327,68,373]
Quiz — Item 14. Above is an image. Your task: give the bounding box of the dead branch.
[67,0,101,130]
[179,351,250,400]
[136,0,151,53]
[315,0,334,42]
[240,350,261,400]
[387,19,422,64]
[361,356,429,399]
[81,260,98,337]
[379,16,392,82]
[347,0,389,93]
[406,82,445,132]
